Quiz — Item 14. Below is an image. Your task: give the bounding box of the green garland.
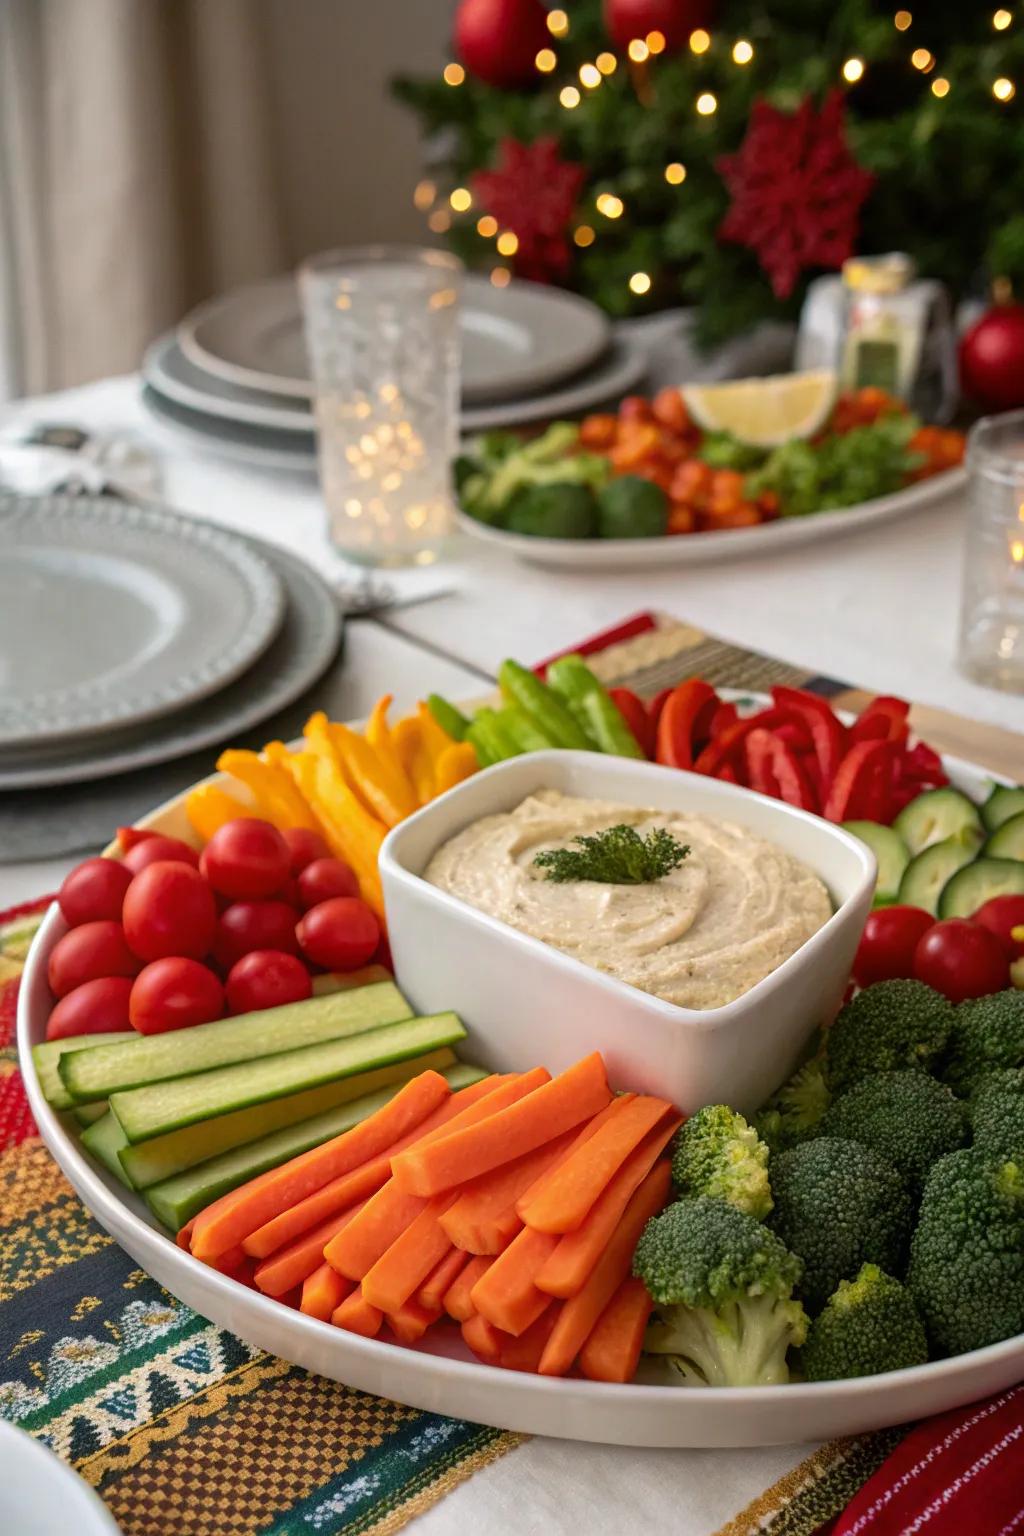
[394,0,1024,346]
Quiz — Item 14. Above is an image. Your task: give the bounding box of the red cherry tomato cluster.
[48,818,383,1040]
[853,895,1024,1003]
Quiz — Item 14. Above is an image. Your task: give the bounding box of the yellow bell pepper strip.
[284,749,386,919]
[434,741,480,795]
[365,695,421,805]
[418,700,459,762]
[185,783,255,843]
[392,716,436,806]
[215,749,322,831]
[329,720,418,828]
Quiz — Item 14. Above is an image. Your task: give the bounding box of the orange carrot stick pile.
[182,1053,679,1386]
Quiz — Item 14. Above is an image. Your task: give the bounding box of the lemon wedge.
[682,370,837,448]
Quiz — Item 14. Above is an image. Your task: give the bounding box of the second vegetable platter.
[16,697,1024,1449]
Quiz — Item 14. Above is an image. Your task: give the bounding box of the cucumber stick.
[898,833,980,916]
[983,810,1024,860]
[72,1101,109,1127]
[981,784,1024,833]
[81,1111,134,1188]
[119,1045,457,1189]
[110,1012,466,1143]
[841,821,910,905]
[146,1059,487,1232]
[60,982,411,1103]
[894,787,983,856]
[938,858,1024,919]
[32,1031,133,1110]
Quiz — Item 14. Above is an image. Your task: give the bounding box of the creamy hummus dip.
[424,790,832,1010]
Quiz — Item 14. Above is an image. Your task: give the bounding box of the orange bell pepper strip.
[392,716,435,805]
[329,721,418,827]
[215,748,322,830]
[185,783,255,843]
[433,742,479,796]
[284,749,386,919]
[364,696,409,783]
[418,701,457,760]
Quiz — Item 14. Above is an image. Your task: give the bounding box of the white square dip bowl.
[379,751,876,1115]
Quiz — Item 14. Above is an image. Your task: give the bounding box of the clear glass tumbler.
[958,410,1024,694]
[299,246,462,567]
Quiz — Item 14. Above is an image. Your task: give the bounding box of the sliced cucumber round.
[893,787,983,857]
[841,820,910,906]
[897,833,983,917]
[938,857,1024,919]
[983,809,1024,861]
[981,783,1024,834]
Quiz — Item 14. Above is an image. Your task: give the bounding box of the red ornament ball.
[455,0,550,88]
[604,0,715,50]
[959,303,1024,411]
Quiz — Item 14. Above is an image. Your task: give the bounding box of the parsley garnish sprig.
[533,824,690,885]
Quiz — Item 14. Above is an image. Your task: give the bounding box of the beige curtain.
[0,0,287,397]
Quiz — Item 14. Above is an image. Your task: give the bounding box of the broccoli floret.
[769,1137,914,1313]
[633,1197,807,1386]
[941,991,1024,1099]
[971,1069,1024,1157]
[671,1105,772,1219]
[800,1264,929,1381]
[753,1058,831,1155]
[907,1148,1024,1356]
[825,980,954,1092]
[818,1070,967,1192]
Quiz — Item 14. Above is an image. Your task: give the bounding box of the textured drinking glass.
[958,410,1024,694]
[300,246,462,567]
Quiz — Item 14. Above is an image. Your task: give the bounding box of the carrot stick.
[191,1069,452,1262]
[300,1262,353,1321]
[418,1247,469,1312]
[461,1313,504,1364]
[361,1195,457,1314]
[176,1217,196,1252]
[499,1306,561,1373]
[578,1277,654,1383]
[517,1095,673,1234]
[332,1288,383,1338]
[324,1072,546,1280]
[392,1053,611,1198]
[210,1243,252,1281]
[242,1076,506,1260]
[439,1128,578,1255]
[444,1256,492,1321]
[253,1201,366,1298]
[535,1115,681,1299]
[469,1225,559,1337]
[386,1296,442,1345]
[538,1161,671,1377]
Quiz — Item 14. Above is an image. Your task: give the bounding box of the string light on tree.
[443,62,465,85]
[580,62,602,87]
[476,214,498,236]
[547,7,569,36]
[535,47,556,71]
[911,48,935,72]
[560,84,581,107]
[413,180,436,211]
[428,209,451,233]
[449,187,473,211]
[994,9,1012,29]
[496,231,519,255]
[665,161,687,183]
[596,52,617,73]
[628,38,650,61]
[646,30,666,53]
[629,271,652,294]
[894,10,912,29]
[732,40,753,64]
[574,224,595,247]
[994,76,1016,100]
[689,28,711,53]
[596,192,625,218]
[842,57,865,83]
[696,91,718,114]
[490,266,511,287]
[931,76,950,98]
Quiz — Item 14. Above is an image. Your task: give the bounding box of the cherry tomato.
[129,957,225,1034]
[47,921,139,998]
[296,897,380,971]
[852,906,935,987]
[199,818,290,900]
[225,950,312,1015]
[123,834,200,874]
[215,899,301,969]
[297,858,360,910]
[116,826,153,853]
[46,976,134,1040]
[913,918,1009,1003]
[58,858,133,926]
[282,826,330,875]
[123,862,217,962]
[972,895,1024,960]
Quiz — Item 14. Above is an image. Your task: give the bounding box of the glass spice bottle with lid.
[839,253,922,401]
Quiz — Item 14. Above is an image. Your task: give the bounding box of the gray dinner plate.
[0,494,284,751]
[178,273,611,406]
[0,538,342,793]
[141,385,319,474]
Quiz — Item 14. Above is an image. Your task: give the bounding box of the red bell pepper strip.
[694,708,810,776]
[656,680,720,770]
[770,687,846,784]
[715,762,740,785]
[608,688,655,758]
[822,740,896,823]
[745,729,819,812]
[848,696,910,746]
[709,701,740,738]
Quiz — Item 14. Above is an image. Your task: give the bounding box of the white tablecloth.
[3,374,1022,1536]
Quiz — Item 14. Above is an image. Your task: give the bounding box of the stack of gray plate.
[142,273,649,468]
[0,493,343,796]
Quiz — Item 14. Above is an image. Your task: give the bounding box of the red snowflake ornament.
[717,90,874,300]
[472,137,586,283]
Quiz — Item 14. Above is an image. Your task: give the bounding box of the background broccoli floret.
[754,1058,831,1155]
[817,1071,967,1192]
[825,980,953,1093]
[672,1105,772,1219]
[940,992,1024,1099]
[907,1148,1024,1357]
[800,1264,929,1381]
[633,1197,807,1387]
[971,1069,1024,1158]
[769,1137,914,1313]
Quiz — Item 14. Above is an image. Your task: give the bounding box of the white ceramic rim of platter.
[16,719,1024,1449]
[457,465,967,569]
[0,1420,123,1535]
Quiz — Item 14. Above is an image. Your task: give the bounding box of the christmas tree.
[394,0,1024,347]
